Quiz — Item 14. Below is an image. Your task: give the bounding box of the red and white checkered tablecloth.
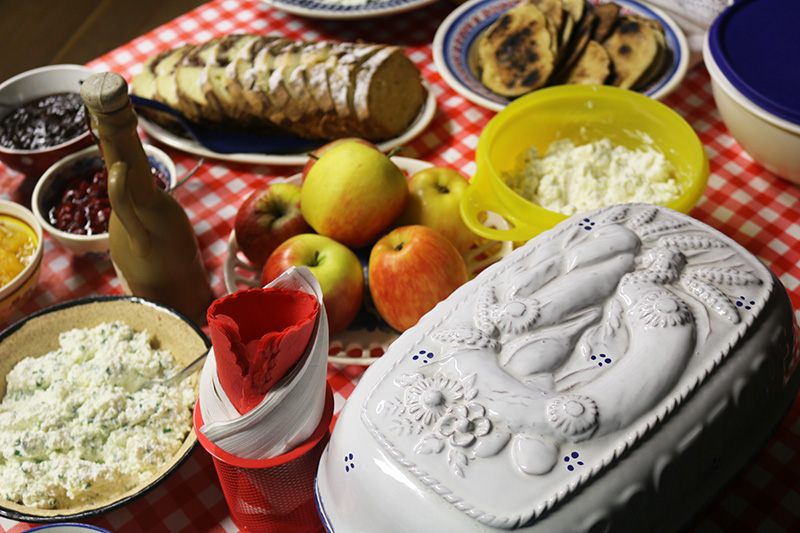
[1,1,799,531]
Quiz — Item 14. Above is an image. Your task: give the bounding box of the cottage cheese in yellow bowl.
[461,85,709,243]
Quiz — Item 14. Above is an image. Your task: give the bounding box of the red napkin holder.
[194,383,333,533]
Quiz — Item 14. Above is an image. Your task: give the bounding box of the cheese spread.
[503,138,682,216]
[0,322,195,509]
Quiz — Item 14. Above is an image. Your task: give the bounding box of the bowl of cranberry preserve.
[0,65,95,177]
[31,144,176,261]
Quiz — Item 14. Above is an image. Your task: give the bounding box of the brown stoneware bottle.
[81,72,212,324]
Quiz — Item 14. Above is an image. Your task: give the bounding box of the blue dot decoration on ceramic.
[344,453,355,473]
[590,353,613,367]
[578,218,596,231]
[736,296,755,310]
[564,451,585,472]
[412,350,435,364]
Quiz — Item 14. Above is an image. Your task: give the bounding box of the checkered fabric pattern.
[1,1,799,531]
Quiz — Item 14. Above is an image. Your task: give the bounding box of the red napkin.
[207,287,320,415]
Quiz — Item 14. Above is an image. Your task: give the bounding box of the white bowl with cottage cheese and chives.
[0,295,209,523]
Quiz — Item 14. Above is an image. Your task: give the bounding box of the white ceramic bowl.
[32,144,177,261]
[0,65,95,177]
[703,23,800,184]
[0,200,44,323]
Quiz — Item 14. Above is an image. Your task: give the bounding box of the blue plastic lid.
[708,0,800,125]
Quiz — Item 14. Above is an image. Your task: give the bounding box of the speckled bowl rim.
[0,199,44,301]
[32,144,177,245]
[0,295,209,523]
[0,65,95,155]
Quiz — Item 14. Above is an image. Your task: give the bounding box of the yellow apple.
[301,141,407,248]
[395,167,478,253]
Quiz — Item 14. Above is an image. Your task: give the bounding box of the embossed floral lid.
[317,203,785,531]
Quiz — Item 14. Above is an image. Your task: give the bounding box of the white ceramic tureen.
[316,203,799,532]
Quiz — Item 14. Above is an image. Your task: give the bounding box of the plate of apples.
[223,138,512,366]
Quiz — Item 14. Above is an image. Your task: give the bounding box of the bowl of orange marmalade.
[0,200,43,324]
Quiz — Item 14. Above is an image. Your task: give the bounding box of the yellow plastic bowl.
[461,85,709,243]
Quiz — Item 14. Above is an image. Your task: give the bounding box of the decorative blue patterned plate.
[261,0,438,19]
[432,0,690,112]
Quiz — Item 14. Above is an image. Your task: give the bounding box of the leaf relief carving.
[636,219,689,237]
[681,275,740,324]
[692,267,762,286]
[630,206,659,229]
[658,234,729,250]
[432,326,499,352]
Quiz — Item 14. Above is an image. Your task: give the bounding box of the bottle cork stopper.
[80,72,130,114]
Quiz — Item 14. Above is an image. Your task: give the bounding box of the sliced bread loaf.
[201,34,267,127]
[353,46,427,140]
[174,38,225,123]
[131,36,427,143]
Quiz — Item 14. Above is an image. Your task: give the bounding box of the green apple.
[301,141,408,248]
[368,225,469,332]
[234,181,311,267]
[262,233,365,337]
[395,166,478,253]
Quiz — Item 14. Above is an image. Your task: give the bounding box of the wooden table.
[0,0,205,83]
[1,1,799,532]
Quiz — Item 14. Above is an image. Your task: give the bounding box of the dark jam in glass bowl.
[48,165,170,235]
[0,92,87,151]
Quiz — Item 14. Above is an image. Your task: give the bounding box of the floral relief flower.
[438,403,492,448]
[490,297,540,335]
[405,375,465,426]
[547,394,598,440]
[636,289,693,328]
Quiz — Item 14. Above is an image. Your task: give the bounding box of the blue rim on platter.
[138,81,437,166]
[0,295,209,523]
[261,0,438,20]
[27,524,112,532]
[433,0,690,112]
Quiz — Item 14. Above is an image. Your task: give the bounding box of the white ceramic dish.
[32,144,177,262]
[433,0,690,112]
[222,157,513,366]
[317,203,799,532]
[137,82,437,166]
[260,0,438,20]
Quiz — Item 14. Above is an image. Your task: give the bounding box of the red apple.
[301,141,408,248]
[234,181,312,268]
[395,166,478,253]
[368,225,469,332]
[262,233,365,337]
[301,137,378,181]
